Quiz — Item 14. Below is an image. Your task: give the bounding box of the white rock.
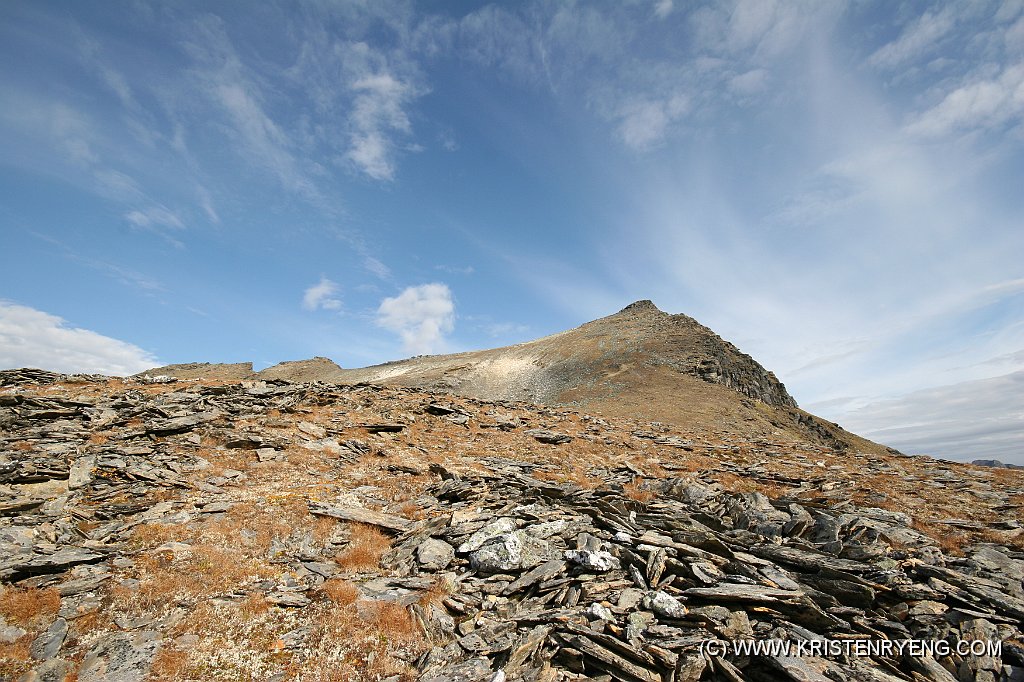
[585,602,615,621]
[648,590,688,619]
[564,549,620,572]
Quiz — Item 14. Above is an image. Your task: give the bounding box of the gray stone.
[524,429,572,445]
[78,630,162,682]
[417,538,456,570]
[30,618,68,659]
[23,657,74,682]
[298,421,326,438]
[419,657,493,682]
[0,622,27,643]
[267,591,311,607]
[470,533,525,574]
[68,456,95,490]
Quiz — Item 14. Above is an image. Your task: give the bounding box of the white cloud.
[376,283,455,355]
[51,103,97,165]
[722,0,838,57]
[302,277,342,311]
[869,7,955,69]
[654,0,673,20]
[93,169,142,202]
[185,15,316,197]
[0,301,157,376]
[905,63,1024,138]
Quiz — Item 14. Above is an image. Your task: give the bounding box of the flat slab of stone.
[307,501,413,533]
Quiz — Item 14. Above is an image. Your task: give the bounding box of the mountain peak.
[618,299,661,314]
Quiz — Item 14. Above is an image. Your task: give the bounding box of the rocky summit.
[1,304,1023,682]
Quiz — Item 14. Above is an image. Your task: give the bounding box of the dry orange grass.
[912,519,969,556]
[199,447,251,477]
[129,521,185,550]
[417,575,455,610]
[11,441,33,452]
[132,498,336,563]
[297,602,426,681]
[533,465,605,490]
[397,500,427,520]
[149,597,290,680]
[322,579,359,606]
[711,472,794,499]
[0,589,63,682]
[0,587,60,628]
[368,600,419,640]
[623,477,655,502]
[114,543,276,613]
[148,644,190,680]
[0,637,33,681]
[282,444,337,471]
[336,524,390,572]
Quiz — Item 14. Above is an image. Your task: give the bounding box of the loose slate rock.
[307,501,413,533]
[524,429,573,444]
[30,618,68,660]
[78,630,162,682]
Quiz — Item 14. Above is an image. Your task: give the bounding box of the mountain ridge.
[140,300,887,455]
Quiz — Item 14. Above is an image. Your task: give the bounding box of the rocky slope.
[334,300,796,407]
[141,302,883,455]
[1,368,1022,681]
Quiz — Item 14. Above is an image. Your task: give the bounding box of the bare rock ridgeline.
[140,300,794,408]
[137,301,873,453]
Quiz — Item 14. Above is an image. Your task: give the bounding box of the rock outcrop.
[135,362,254,381]
[256,357,344,383]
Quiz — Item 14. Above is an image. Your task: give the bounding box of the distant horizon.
[2,2,1022,464]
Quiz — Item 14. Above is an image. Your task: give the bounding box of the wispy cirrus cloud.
[125,206,185,231]
[905,63,1024,138]
[868,7,956,69]
[347,72,420,180]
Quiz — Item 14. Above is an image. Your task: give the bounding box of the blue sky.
[2,1,1022,463]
